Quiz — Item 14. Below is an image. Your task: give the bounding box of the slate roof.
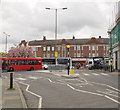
[29,37,109,45]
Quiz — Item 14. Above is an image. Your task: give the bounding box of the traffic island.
[61,74,79,79]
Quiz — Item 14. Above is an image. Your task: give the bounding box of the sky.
[0,0,119,52]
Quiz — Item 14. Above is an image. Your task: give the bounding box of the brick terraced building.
[27,36,109,65]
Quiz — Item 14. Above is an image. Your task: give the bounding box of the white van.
[86,59,94,69]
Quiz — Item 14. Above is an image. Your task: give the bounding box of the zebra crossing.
[15,72,109,81]
[81,72,109,76]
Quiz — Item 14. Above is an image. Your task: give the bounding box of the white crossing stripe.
[16,78,27,80]
[82,73,90,76]
[92,73,99,75]
[28,76,38,79]
[100,73,108,75]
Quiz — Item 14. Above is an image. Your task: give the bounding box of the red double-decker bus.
[0,57,42,71]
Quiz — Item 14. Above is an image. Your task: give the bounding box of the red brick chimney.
[73,36,75,39]
[43,36,46,42]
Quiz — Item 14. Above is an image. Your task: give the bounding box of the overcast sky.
[0,0,119,52]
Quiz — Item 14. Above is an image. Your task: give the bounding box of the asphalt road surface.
[2,69,120,109]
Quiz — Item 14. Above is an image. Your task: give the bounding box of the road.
[2,69,120,109]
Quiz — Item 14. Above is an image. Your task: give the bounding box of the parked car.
[42,64,48,70]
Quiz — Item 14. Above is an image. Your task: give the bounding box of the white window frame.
[74,46,76,50]
[47,46,50,51]
[58,46,60,51]
[104,46,106,50]
[47,53,50,58]
[77,53,80,57]
[77,45,80,50]
[92,45,95,50]
[43,47,46,51]
[89,46,91,50]
[52,47,54,51]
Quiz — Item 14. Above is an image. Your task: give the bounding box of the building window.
[74,46,76,50]
[92,53,95,57]
[89,53,91,57]
[77,53,80,57]
[63,47,66,51]
[47,46,50,51]
[63,53,65,57]
[52,47,54,51]
[47,53,50,58]
[82,46,83,50]
[97,46,98,50]
[43,47,46,51]
[97,53,98,57]
[36,47,38,51]
[58,53,60,57]
[89,46,91,50]
[52,53,54,57]
[82,53,83,57]
[43,53,46,58]
[77,45,80,50]
[58,46,60,51]
[107,46,109,50]
[104,53,106,57]
[74,53,76,57]
[104,46,105,50]
[92,46,95,50]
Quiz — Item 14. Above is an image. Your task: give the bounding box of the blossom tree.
[7,46,35,58]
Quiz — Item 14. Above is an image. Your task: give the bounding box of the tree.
[7,46,35,58]
[0,52,6,57]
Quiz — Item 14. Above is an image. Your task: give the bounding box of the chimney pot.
[99,36,101,38]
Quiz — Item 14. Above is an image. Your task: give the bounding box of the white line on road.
[16,78,27,80]
[19,82,42,108]
[82,73,90,76]
[92,73,99,75]
[28,76,38,79]
[105,95,120,104]
[100,73,108,75]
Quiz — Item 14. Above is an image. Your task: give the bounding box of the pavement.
[1,69,120,109]
[1,77,27,109]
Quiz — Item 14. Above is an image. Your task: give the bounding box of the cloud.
[1,0,115,52]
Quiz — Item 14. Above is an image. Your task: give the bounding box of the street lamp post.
[3,32,10,53]
[46,8,67,65]
[67,45,70,75]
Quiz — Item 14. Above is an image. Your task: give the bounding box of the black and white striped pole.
[67,45,70,75]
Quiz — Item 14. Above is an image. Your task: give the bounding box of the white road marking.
[83,73,90,76]
[19,82,42,108]
[28,76,38,79]
[105,95,120,104]
[100,73,108,75]
[92,73,99,75]
[16,78,27,80]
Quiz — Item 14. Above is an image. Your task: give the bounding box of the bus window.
[28,60,34,65]
[9,60,15,65]
[15,60,18,65]
[18,60,21,65]
[35,60,39,65]
[38,60,41,65]
[21,60,28,65]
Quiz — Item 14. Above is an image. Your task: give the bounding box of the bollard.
[10,72,13,89]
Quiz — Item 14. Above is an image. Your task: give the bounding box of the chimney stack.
[43,36,46,42]
[73,36,75,39]
[99,36,101,38]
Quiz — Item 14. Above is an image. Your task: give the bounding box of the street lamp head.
[46,8,50,10]
[62,8,67,10]
[67,45,70,49]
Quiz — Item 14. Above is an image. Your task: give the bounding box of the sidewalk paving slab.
[2,78,27,109]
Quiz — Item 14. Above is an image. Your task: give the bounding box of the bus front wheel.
[9,67,14,72]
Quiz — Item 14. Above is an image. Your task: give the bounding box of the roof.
[28,37,109,46]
